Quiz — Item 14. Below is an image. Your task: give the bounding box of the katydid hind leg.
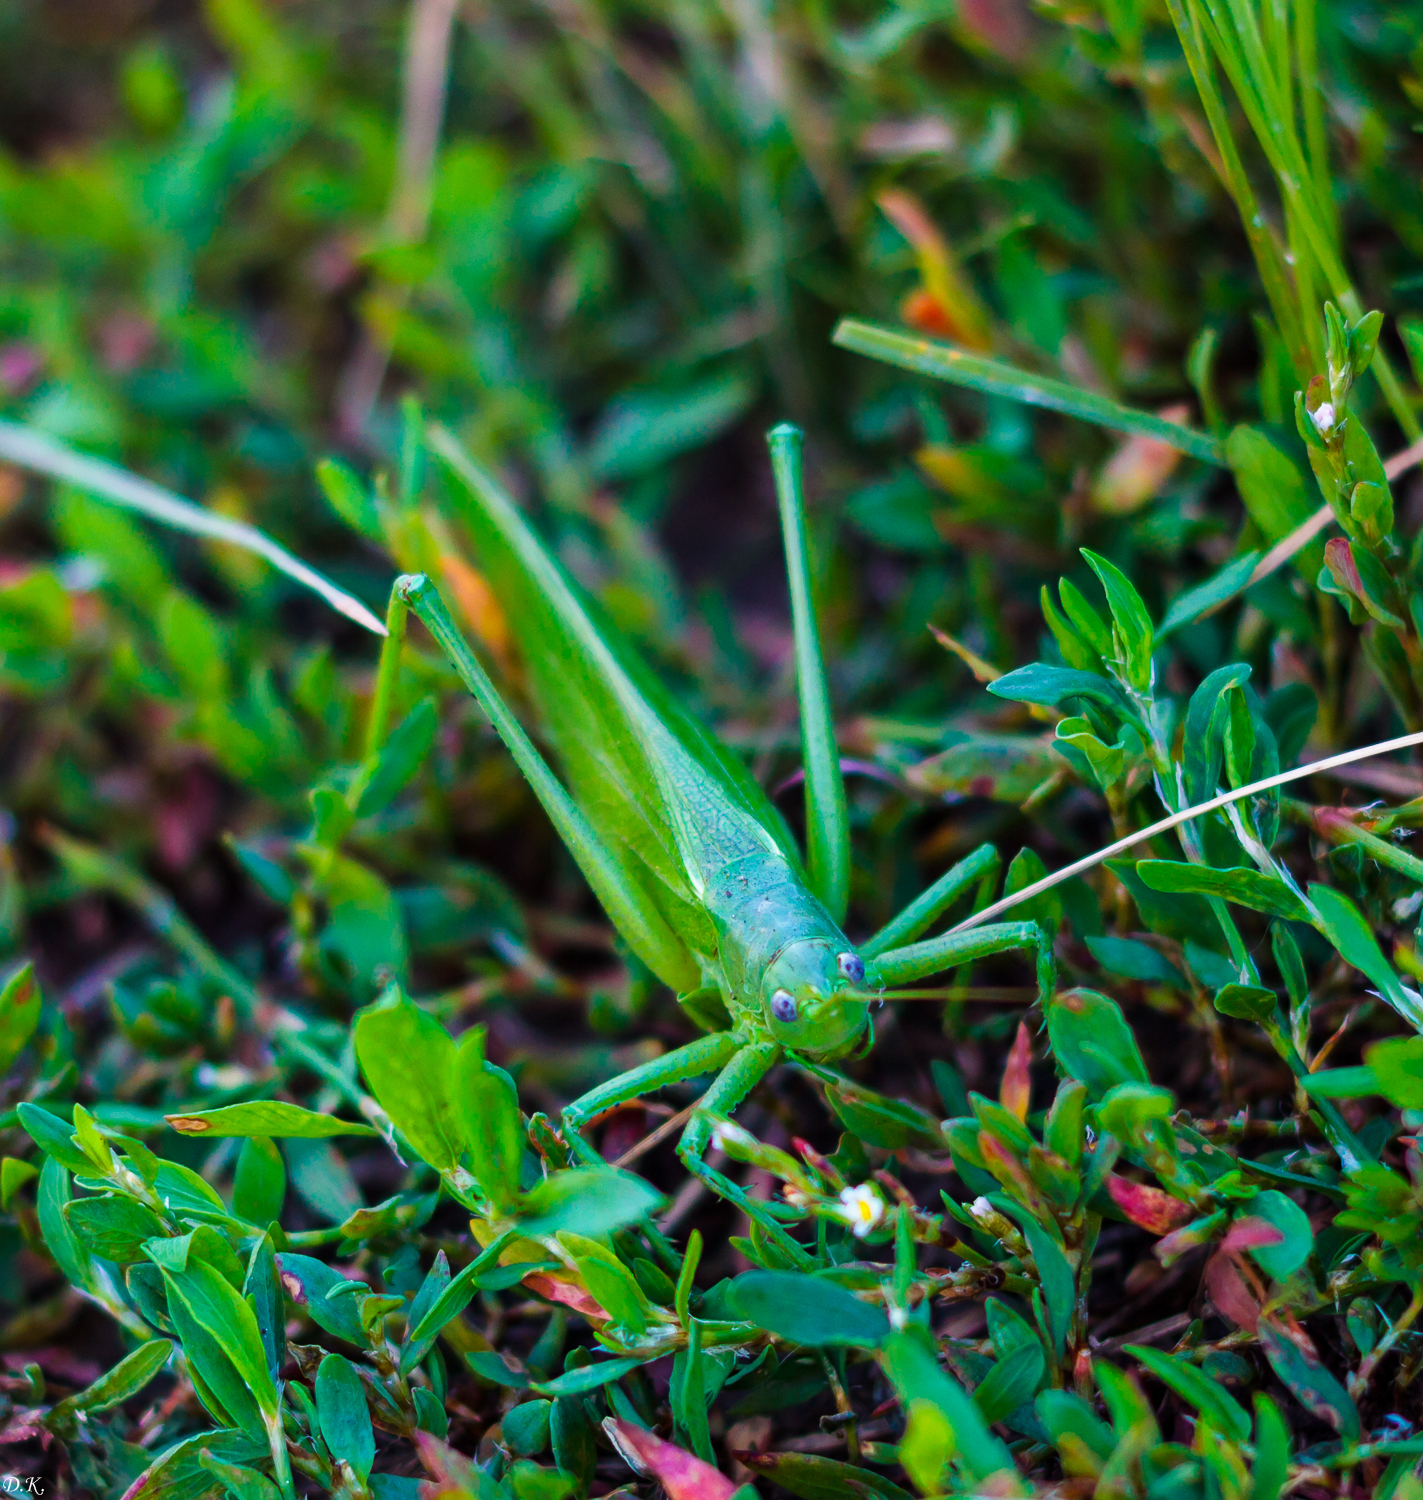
[676,1040,813,1265]
[396,573,698,993]
[560,1030,743,1164]
[768,424,849,925]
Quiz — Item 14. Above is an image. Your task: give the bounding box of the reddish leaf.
[1107,1176,1194,1235]
[1218,1216,1285,1257]
[522,1273,609,1321]
[1000,1021,1033,1122]
[1204,1251,1261,1333]
[1324,537,1364,601]
[605,1417,737,1500]
[1093,405,1190,515]
[415,1431,484,1499]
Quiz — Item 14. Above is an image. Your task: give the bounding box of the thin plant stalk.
[950,729,1423,933]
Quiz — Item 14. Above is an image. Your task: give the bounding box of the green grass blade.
[0,419,387,636]
[831,321,1225,465]
[768,424,849,924]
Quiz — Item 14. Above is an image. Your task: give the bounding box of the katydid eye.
[838,953,865,985]
[770,989,798,1023]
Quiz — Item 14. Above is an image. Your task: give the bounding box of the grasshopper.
[385,423,1053,1259]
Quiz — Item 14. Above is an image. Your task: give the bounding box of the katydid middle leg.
[561,1030,743,1167]
[675,1039,816,1267]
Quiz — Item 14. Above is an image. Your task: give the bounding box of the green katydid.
[383,422,1053,1258]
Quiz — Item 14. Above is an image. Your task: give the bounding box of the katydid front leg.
[561,1030,809,1263]
[867,919,1056,1000]
[561,1031,743,1166]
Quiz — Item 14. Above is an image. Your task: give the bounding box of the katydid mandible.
[383,423,1052,1257]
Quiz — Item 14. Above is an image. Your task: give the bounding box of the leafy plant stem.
[1260,1007,1372,1171]
[1348,1280,1423,1399]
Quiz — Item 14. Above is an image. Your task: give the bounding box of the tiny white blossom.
[709,1119,756,1154]
[836,1183,886,1237]
[1311,401,1336,435]
[888,1305,909,1330]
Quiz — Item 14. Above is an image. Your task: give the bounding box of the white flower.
[709,1119,757,1155]
[836,1183,886,1237]
[1311,401,1336,435]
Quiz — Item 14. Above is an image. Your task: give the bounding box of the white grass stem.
[0,419,387,635]
[949,729,1423,933]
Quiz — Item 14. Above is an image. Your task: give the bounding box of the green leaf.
[993,1203,1074,1357]
[1044,989,1148,1099]
[831,321,1225,464]
[0,961,41,1074]
[1251,1394,1290,1500]
[727,1271,891,1348]
[37,1158,100,1295]
[1365,1035,1423,1109]
[504,1400,553,1457]
[1213,984,1278,1023]
[973,1341,1044,1424]
[1035,1389,1114,1464]
[1227,426,1318,558]
[880,1329,1013,1483]
[47,1338,173,1429]
[317,1353,376,1483]
[312,852,409,988]
[1256,1316,1359,1440]
[1309,885,1423,1028]
[588,370,756,482]
[1181,663,1251,804]
[160,1257,281,1425]
[1125,1344,1250,1441]
[65,1192,169,1262]
[0,1157,39,1209]
[284,1137,363,1225]
[559,1232,655,1334]
[357,697,438,817]
[899,1399,955,1495]
[276,1253,369,1346]
[536,1356,648,1396]
[354,986,467,1173]
[159,588,229,700]
[518,1167,664,1239]
[740,1451,915,1500]
[1081,551,1153,691]
[19,1102,93,1173]
[1244,1193,1314,1281]
[988,663,1129,714]
[1085,936,1181,986]
[1157,552,1262,638]
[233,1137,286,1225]
[122,1430,270,1500]
[316,457,383,545]
[1137,862,1309,921]
[455,1025,525,1209]
[165,1100,378,1139]
[197,1451,284,1500]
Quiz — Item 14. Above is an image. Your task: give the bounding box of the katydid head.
[761,940,871,1057]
